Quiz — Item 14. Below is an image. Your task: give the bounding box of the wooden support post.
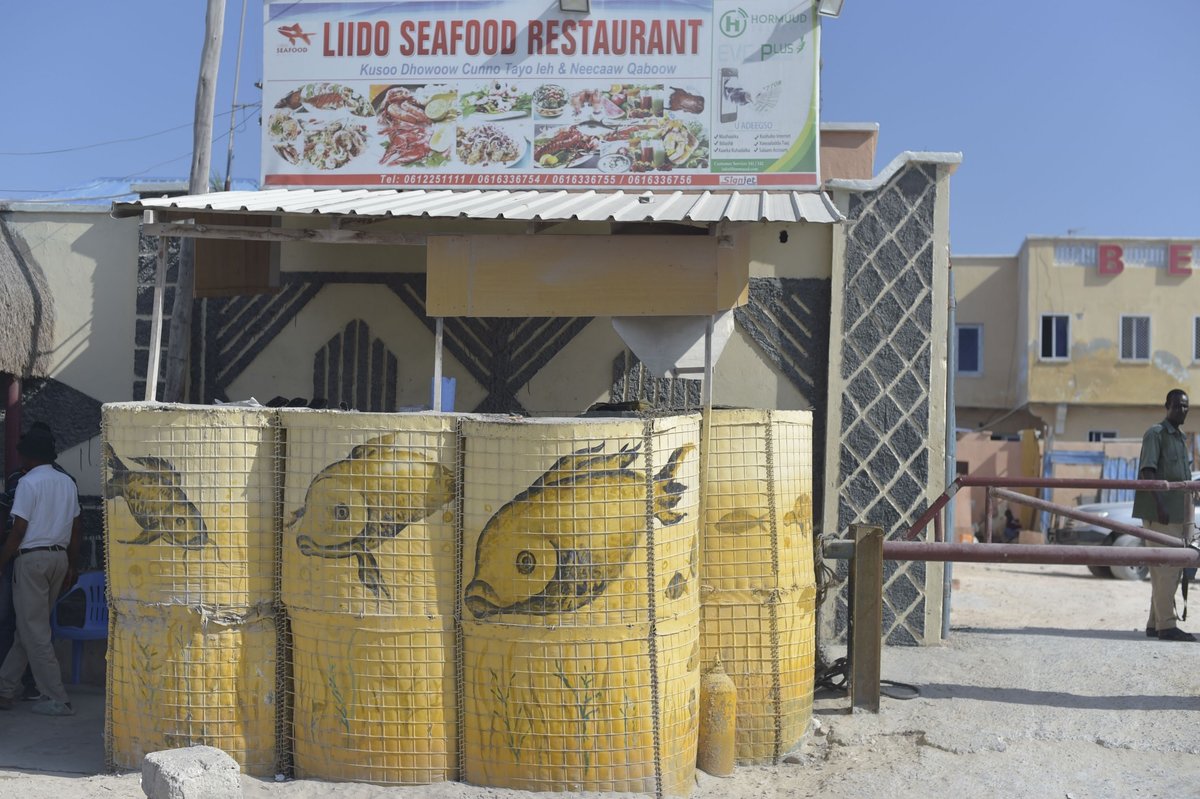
[432,317,444,411]
[146,233,168,402]
[849,524,884,713]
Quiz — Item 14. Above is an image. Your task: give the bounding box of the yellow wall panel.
[289,609,456,785]
[427,233,749,317]
[107,601,276,775]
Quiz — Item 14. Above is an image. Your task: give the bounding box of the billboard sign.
[262,1,820,191]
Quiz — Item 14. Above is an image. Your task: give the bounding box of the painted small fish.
[103,443,208,550]
[289,433,454,597]
[464,442,694,619]
[783,494,812,531]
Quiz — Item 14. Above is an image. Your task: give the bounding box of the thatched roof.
[0,216,55,378]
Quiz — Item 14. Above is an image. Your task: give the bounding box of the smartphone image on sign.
[720,67,738,123]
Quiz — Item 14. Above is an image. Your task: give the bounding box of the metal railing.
[827,476,1200,712]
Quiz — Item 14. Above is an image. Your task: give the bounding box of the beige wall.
[1024,237,1200,406]
[4,208,141,495]
[1026,402,1179,444]
[956,236,1200,444]
[230,220,833,416]
[953,254,1020,411]
[952,433,1026,537]
[5,210,140,399]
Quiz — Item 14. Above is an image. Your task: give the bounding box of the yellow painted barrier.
[289,608,456,784]
[699,587,816,764]
[460,416,701,796]
[700,410,816,764]
[279,410,457,617]
[106,600,276,775]
[102,403,276,609]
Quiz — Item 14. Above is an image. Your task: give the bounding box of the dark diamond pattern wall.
[833,163,941,645]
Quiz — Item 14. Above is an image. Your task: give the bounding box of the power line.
[0,103,259,156]
[0,105,260,197]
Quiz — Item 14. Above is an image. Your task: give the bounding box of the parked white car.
[1050,471,1200,581]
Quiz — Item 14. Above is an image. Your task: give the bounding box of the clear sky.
[2,2,1197,254]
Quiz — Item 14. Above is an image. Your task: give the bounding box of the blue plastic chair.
[51,571,108,685]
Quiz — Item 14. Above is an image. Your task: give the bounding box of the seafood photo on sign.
[532,83,568,119]
[601,117,709,173]
[288,432,455,597]
[459,80,531,119]
[569,83,665,121]
[456,123,525,168]
[269,83,373,170]
[463,442,694,619]
[103,443,208,550]
[532,124,601,169]
[372,83,458,167]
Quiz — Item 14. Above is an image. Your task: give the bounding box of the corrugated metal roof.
[114,188,843,224]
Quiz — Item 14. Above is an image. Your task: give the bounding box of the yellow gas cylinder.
[697,657,737,777]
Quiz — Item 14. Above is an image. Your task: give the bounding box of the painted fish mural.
[464,441,694,618]
[103,442,209,550]
[288,433,455,598]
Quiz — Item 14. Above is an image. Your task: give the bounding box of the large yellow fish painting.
[464,442,694,619]
[288,433,454,598]
[103,442,208,550]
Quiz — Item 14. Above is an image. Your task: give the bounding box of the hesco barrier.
[288,608,456,784]
[699,410,816,764]
[102,405,817,793]
[279,410,458,784]
[102,403,276,610]
[106,600,276,775]
[459,416,701,797]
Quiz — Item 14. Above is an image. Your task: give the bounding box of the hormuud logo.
[277,23,312,52]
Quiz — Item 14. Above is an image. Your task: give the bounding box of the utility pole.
[165,0,225,401]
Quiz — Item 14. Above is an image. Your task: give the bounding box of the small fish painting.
[464,442,694,619]
[288,433,454,597]
[103,443,208,550]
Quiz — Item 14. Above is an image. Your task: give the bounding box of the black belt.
[17,545,65,555]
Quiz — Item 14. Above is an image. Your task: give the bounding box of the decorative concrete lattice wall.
[827,163,948,646]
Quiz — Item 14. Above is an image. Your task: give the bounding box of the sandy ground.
[3,561,1199,798]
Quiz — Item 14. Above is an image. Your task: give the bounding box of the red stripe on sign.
[263,172,821,189]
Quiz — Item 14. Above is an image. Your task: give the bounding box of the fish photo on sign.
[268,82,373,170]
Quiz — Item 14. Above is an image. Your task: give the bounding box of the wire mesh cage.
[102,403,277,609]
[459,415,701,796]
[106,600,277,775]
[279,410,459,785]
[278,410,458,617]
[288,609,457,784]
[699,409,816,764]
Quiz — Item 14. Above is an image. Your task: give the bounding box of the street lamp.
[816,0,845,17]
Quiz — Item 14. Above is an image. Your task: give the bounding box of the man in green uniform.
[1133,389,1196,641]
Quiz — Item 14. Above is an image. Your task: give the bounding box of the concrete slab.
[0,684,105,775]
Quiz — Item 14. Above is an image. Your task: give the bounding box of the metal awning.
[112,188,843,225]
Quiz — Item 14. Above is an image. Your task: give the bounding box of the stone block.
[142,746,242,799]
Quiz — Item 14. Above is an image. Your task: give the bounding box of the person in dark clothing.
[1003,509,1022,543]
[1133,389,1196,642]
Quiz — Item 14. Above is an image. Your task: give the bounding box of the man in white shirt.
[0,426,81,715]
